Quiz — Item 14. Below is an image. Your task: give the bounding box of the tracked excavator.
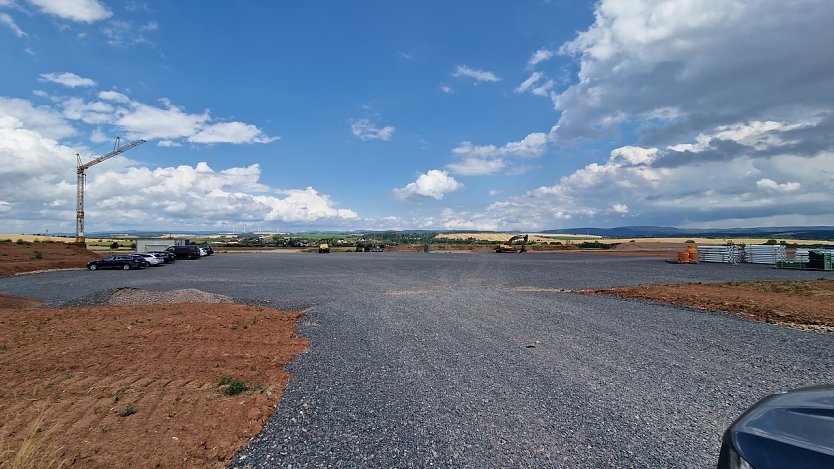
[495,234,528,253]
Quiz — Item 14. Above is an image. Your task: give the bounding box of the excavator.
[495,234,528,253]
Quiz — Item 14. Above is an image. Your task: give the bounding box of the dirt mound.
[0,290,307,468]
[0,241,100,276]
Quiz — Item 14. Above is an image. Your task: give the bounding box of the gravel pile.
[106,287,233,305]
[55,287,232,307]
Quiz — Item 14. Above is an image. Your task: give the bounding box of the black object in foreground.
[717,384,834,469]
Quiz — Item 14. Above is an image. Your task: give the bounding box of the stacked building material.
[742,245,787,264]
[697,245,741,264]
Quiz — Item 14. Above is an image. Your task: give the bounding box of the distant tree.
[109,242,120,249]
[765,239,778,245]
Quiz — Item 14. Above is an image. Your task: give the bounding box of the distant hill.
[542,226,834,240]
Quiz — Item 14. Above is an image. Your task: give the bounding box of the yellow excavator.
[318,240,331,253]
[495,234,528,253]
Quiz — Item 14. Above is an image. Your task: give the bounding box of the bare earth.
[0,291,307,468]
[584,280,834,334]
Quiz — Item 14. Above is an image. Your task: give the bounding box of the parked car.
[134,252,164,266]
[147,251,176,263]
[165,245,201,259]
[371,245,383,252]
[197,246,209,256]
[87,255,145,270]
[127,254,151,268]
[199,244,213,255]
[717,384,834,468]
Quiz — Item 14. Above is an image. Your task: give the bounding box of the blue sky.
[2,0,834,234]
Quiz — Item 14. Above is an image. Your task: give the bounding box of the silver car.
[134,252,164,266]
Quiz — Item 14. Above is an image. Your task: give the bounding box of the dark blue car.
[87,255,145,270]
[718,384,834,468]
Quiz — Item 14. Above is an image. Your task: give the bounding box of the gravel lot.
[2,252,832,468]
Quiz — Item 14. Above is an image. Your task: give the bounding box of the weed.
[32,251,43,259]
[1,344,7,352]
[253,383,269,394]
[117,404,136,417]
[113,390,123,403]
[100,425,109,433]
[64,371,74,380]
[218,376,247,395]
[229,323,238,330]
[167,411,176,419]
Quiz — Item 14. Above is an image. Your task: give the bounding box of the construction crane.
[76,137,146,244]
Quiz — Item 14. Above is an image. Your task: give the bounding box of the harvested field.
[0,290,307,468]
[584,279,834,334]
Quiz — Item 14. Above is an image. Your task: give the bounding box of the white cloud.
[448,132,548,176]
[440,85,455,94]
[189,121,278,144]
[611,203,629,214]
[452,65,500,83]
[756,179,800,193]
[351,118,395,141]
[395,170,463,200]
[98,90,130,103]
[39,72,97,88]
[528,48,555,66]
[470,119,834,229]
[0,97,76,140]
[551,0,834,143]
[115,101,209,140]
[0,12,26,37]
[27,0,111,23]
[0,109,356,232]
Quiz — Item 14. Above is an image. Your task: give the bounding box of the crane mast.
[76,137,146,244]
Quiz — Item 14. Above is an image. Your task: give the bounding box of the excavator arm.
[495,234,528,253]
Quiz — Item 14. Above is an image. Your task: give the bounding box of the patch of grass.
[0,409,66,469]
[117,404,136,417]
[218,376,247,396]
[31,251,43,259]
[253,383,269,394]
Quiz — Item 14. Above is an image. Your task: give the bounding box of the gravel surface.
[2,252,833,468]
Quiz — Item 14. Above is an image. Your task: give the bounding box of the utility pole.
[76,137,146,244]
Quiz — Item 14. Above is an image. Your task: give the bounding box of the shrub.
[109,242,120,249]
[765,239,778,245]
[685,239,695,244]
[32,251,43,259]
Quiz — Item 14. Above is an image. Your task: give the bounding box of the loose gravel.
[2,252,833,468]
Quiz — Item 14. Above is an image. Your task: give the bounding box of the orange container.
[687,245,698,262]
[677,251,689,262]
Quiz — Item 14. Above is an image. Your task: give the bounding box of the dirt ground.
[0,295,308,468]
[0,241,99,276]
[585,280,834,334]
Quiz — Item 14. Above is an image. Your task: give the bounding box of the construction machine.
[495,234,528,253]
[318,240,331,253]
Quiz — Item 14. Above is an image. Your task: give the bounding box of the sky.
[1,0,834,234]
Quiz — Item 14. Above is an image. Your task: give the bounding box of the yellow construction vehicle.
[318,240,331,253]
[495,234,528,253]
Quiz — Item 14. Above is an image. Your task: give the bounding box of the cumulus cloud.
[351,118,395,141]
[395,170,463,200]
[0,104,356,232]
[452,65,500,83]
[189,121,279,144]
[551,0,834,143]
[448,132,548,176]
[35,90,276,144]
[39,72,97,88]
[0,97,76,140]
[27,0,112,23]
[465,120,834,230]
